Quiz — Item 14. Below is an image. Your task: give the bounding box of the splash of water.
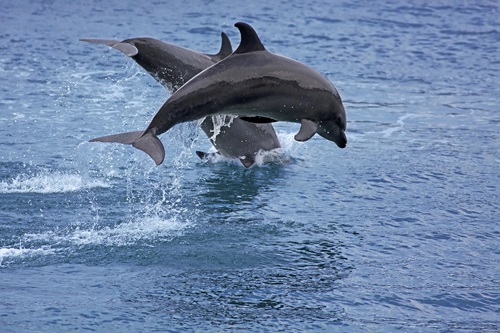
[0,246,56,267]
[0,170,110,194]
[198,115,236,142]
[197,130,299,167]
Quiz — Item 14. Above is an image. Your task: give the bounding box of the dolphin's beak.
[335,130,347,148]
[317,123,347,148]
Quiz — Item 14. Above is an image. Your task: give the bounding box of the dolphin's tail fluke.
[80,38,139,57]
[90,131,165,165]
[132,132,165,165]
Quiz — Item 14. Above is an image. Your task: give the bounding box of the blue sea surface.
[1,0,499,332]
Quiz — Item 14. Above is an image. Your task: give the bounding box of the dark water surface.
[1,0,499,332]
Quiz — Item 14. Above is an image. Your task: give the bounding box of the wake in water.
[0,125,202,267]
[0,169,110,194]
[23,214,190,247]
[0,247,56,267]
[0,131,300,267]
[0,185,194,266]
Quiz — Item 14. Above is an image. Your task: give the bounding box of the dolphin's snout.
[336,130,347,148]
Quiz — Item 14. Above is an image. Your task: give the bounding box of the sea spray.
[0,168,110,194]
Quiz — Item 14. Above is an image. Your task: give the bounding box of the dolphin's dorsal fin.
[234,22,266,54]
[206,32,232,61]
[217,32,232,58]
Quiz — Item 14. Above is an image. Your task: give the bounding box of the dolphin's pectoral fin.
[79,38,139,57]
[240,116,277,123]
[132,132,165,165]
[294,119,319,142]
[239,155,256,168]
[90,130,165,165]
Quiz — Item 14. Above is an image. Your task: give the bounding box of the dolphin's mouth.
[335,130,347,148]
[317,125,347,148]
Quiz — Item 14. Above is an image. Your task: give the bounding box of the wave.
[1,215,192,266]
[0,246,56,267]
[0,170,111,194]
[25,215,191,247]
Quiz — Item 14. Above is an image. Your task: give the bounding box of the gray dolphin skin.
[82,33,280,167]
[80,34,231,91]
[89,22,347,166]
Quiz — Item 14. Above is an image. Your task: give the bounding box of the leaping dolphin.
[80,34,231,91]
[81,33,280,167]
[89,22,347,166]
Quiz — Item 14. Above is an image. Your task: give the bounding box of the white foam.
[0,171,111,194]
[254,148,293,166]
[23,212,192,248]
[70,216,189,246]
[0,246,56,266]
[198,130,298,167]
[0,215,192,266]
[254,131,299,166]
[0,210,193,267]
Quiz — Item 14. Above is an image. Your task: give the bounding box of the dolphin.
[81,33,280,167]
[80,34,231,91]
[90,22,347,166]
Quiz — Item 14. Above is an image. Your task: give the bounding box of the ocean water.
[1,0,499,332]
